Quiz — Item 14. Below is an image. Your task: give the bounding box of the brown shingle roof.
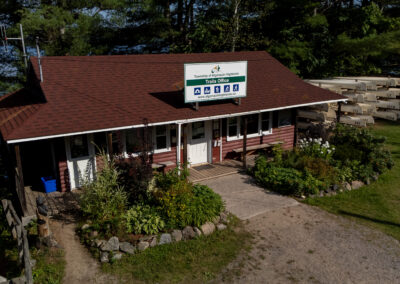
[0,51,344,142]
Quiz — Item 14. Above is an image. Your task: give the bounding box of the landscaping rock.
[216,223,227,231]
[81,224,90,230]
[11,276,25,284]
[220,212,228,224]
[351,180,364,190]
[95,239,106,248]
[182,226,196,240]
[119,242,135,254]
[171,230,183,242]
[138,241,149,251]
[112,253,123,261]
[212,216,221,225]
[101,237,119,251]
[100,252,109,263]
[372,173,379,181]
[193,227,202,237]
[159,233,172,245]
[319,191,324,197]
[90,230,98,238]
[343,182,352,191]
[149,237,157,247]
[332,184,339,191]
[201,222,215,236]
[29,258,36,268]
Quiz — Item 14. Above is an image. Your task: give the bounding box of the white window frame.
[153,125,171,154]
[278,109,292,128]
[226,112,272,141]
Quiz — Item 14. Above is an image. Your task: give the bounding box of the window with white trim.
[227,113,272,141]
[126,128,141,154]
[154,125,170,151]
[261,112,272,134]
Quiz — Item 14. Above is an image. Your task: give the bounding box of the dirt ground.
[217,203,400,284]
[51,220,117,284]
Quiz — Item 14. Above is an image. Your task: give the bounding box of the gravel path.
[51,220,117,284]
[217,203,400,283]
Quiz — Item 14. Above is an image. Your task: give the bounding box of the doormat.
[193,164,215,171]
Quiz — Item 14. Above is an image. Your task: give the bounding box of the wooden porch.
[188,156,256,183]
[24,186,81,220]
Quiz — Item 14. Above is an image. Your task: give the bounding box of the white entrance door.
[188,121,211,165]
[65,134,96,189]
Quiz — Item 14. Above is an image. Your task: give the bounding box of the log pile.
[299,76,400,128]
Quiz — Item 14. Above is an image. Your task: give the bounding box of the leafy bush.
[253,156,323,196]
[153,169,223,228]
[124,204,165,235]
[80,155,127,232]
[298,137,334,160]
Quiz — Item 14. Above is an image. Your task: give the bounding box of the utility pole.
[0,24,28,69]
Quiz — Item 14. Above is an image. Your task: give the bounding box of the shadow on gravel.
[339,210,400,228]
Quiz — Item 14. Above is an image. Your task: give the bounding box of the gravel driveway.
[204,174,400,283]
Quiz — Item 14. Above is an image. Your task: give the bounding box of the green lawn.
[305,120,400,241]
[102,217,251,283]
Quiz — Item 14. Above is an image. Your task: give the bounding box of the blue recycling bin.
[41,176,57,193]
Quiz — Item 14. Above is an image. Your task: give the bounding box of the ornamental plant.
[298,137,335,160]
[124,204,165,235]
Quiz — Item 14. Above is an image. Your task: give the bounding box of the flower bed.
[78,156,226,262]
[252,124,394,197]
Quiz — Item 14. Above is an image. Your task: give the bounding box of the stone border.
[81,211,229,263]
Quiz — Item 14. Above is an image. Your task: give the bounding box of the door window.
[70,135,89,159]
[192,122,205,140]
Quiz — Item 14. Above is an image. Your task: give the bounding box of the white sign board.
[184,61,247,103]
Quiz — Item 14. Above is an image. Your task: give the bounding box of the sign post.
[184,61,247,106]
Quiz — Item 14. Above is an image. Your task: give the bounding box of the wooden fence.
[2,199,33,284]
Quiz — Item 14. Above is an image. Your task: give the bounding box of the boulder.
[90,231,98,238]
[112,253,123,261]
[100,252,109,263]
[0,275,7,284]
[95,239,106,248]
[372,173,379,181]
[193,227,202,237]
[319,191,324,197]
[149,237,157,247]
[200,222,215,236]
[159,233,172,245]
[351,180,364,190]
[101,236,119,251]
[119,242,135,255]
[343,182,352,191]
[182,226,196,240]
[11,276,25,284]
[171,230,183,242]
[332,184,339,191]
[220,212,228,224]
[216,223,227,231]
[138,241,149,251]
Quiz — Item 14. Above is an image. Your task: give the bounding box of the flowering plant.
[298,137,335,160]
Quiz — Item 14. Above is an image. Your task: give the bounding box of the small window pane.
[192,122,205,139]
[228,118,237,137]
[278,110,292,127]
[111,132,123,154]
[70,135,89,159]
[213,120,220,139]
[262,112,271,132]
[126,129,141,153]
[248,114,259,135]
[155,126,167,150]
[93,133,107,155]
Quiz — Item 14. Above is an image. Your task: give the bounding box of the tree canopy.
[1,0,399,93]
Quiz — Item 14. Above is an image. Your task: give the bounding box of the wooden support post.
[14,144,27,214]
[183,124,188,165]
[337,102,342,123]
[242,117,247,169]
[107,132,113,158]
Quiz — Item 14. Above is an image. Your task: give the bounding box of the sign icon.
[224,85,230,92]
[194,87,201,95]
[214,86,221,93]
[204,86,211,94]
[233,84,239,92]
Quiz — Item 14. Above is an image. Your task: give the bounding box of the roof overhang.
[7,98,347,144]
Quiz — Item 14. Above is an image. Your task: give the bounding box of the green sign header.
[186,76,246,86]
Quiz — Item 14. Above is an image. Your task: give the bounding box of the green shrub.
[153,170,223,228]
[124,204,165,235]
[298,137,334,160]
[80,155,127,233]
[253,156,323,196]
